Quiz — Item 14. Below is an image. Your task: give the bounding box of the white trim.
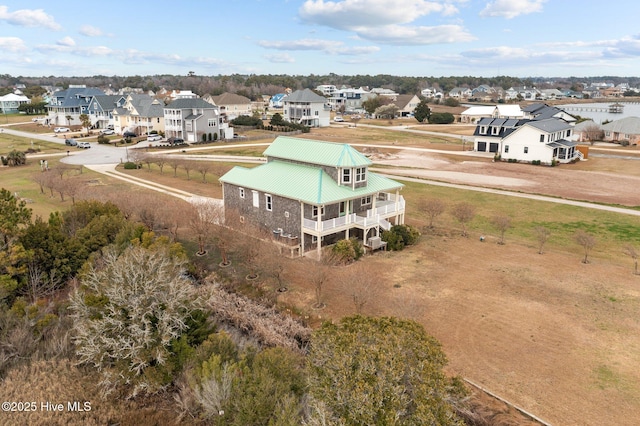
[265,193,273,211]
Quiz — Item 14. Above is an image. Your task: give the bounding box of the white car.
[54,127,70,133]
[147,134,162,142]
[334,116,344,122]
[77,141,91,149]
[100,129,115,135]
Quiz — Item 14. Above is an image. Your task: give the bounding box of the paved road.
[4,124,640,216]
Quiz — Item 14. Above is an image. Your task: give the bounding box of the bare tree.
[189,198,223,255]
[32,172,47,194]
[195,161,213,183]
[451,202,476,237]
[623,244,639,275]
[583,123,604,145]
[309,261,330,309]
[575,230,596,264]
[212,163,231,185]
[535,226,551,254]
[181,159,194,181]
[419,198,446,229]
[167,156,182,177]
[491,214,511,245]
[139,152,154,171]
[63,178,83,204]
[154,155,168,174]
[340,262,380,314]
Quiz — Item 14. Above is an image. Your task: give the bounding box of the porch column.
[394,189,401,224]
[316,204,322,257]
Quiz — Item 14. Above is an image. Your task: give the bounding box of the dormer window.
[342,168,351,184]
[480,126,487,134]
[355,167,366,183]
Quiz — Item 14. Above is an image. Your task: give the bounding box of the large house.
[283,89,330,127]
[220,136,406,256]
[473,104,580,164]
[207,92,252,120]
[601,117,640,145]
[392,94,421,117]
[328,87,375,113]
[86,95,126,130]
[163,98,232,141]
[113,94,165,135]
[46,86,105,126]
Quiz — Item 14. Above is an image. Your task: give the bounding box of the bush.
[621,140,630,146]
[382,224,421,251]
[532,160,541,165]
[428,112,455,124]
[331,238,364,263]
[213,133,218,141]
[231,115,263,126]
[97,135,110,144]
[123,161,139,169]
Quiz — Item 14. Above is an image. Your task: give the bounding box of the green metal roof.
[263,136,372,168]
[220,160,403,205]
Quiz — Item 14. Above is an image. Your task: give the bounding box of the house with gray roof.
[86,95,126,130]
[163,98,232,142]
[113,94,165,135]
[601,116,640,145]
[208,92,252,120]
[283,88,330,127]
[474,111,579,164]
[46,86,105,126]
[220,136,405,256]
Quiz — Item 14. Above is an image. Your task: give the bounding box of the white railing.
[303,195,405,233]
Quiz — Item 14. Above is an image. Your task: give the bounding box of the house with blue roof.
[46,86,105,127]
[269,93,286,109]
[220,136,405,256]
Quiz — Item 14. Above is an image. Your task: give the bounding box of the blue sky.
[2,0,640,78]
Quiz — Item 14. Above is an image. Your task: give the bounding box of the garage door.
[489,143,499,152]
[477,141,486,152]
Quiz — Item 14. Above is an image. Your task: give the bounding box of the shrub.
[331,238,364,263]
[213,133,218,141]
[97,135,109,144]
[123,161,138,169]
[428,112,455,124]
[620,140,630,146]
[231,115,262,126]
[382,224,421,251]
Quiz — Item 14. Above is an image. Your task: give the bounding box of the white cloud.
[57,36,76,47]
[356,24,475,45]
[0,37,28,52]
[0,6,61,30]
[259,38,380,55]
[480,0,546,19]
[79,25,104,37]
[264,53,296,63]
[299,0,458,28]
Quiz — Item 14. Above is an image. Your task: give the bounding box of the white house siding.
[501,126,553,163]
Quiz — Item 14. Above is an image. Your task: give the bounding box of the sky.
[2,0,640,78]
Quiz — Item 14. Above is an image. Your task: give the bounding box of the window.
[208,119,217,127]
[539,134,545,142]
[492,126,499,135]
[265,194,273,211]
[480,126,487,134]
[361,196,372,205]
[504,145,509,153]
[342,168,351,184]
[524,146,529,154]
[239,187,245,198]
[566,129,571,137]
[312,205,325,218]
[355,167,366,182]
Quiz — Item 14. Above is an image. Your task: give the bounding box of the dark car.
[123,131,137,138]
[168,137,185,145]
[65,138,77,146]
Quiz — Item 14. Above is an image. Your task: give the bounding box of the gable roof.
[263,136,371,168]
[283,88,327,103]
[525,118,572,133]
[128,94,164,117]
[393,94,417,109]
[165,98,215,109]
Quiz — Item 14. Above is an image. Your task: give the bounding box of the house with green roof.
[220,136,405,256]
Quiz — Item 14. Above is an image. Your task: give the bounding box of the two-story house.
[208,92,252,120]
[0,93,30,114]
[86,95,126,130]
[113,94,165,135]
[163,98,232,141]
[220,136,406,257]
[328,87,375,113]
[283,89,330,127]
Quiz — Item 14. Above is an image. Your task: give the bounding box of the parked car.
[65,138,77,146]
[123,131,137,138]
[100,129,115,135]
[334,116,344,122]
[168,137,185,145]
[77,141,91,149]
[54,127,70,133]
[147,134,162,142]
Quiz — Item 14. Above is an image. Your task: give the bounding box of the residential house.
[392,94,421,117]
[328,87,375,112]
[539,89,564,100]
[471,85,502,102]
[505,86,540,101]
[448,87,472,99]
[316,85,337,97]
[420,87,443,99]
[474,111,579,164]
[0,93,30,114]
[522,103,576,123]
[601,117,640,145]
[219,136,406,256]
[460,104,524,124]
[86,95,127,130]
[269,93,286,109]
[283,88,330,127]
[163,98,232,142]
[46,86,105,126]
[208,92,252,120]
[113,94,165,135]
